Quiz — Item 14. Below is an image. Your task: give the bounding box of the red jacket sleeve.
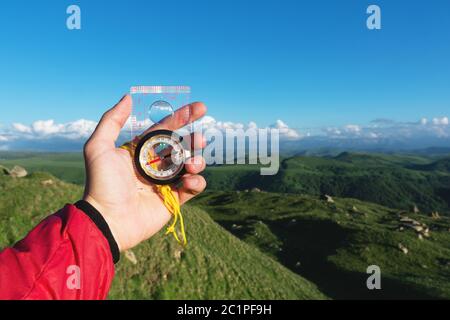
[0,201,120,300]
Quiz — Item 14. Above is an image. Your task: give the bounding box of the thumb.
[90,95,132,147]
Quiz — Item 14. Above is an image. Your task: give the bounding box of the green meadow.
[1,151,449,299]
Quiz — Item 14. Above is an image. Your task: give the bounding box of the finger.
[90,95,132,147]
[142,102,207,135]
[185,156,206,174]
[177,174,207,204]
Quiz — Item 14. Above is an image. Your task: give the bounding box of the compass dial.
[134,130,188,185]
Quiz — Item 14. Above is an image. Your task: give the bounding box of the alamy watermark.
[366,265,381,290]
[367,5,382,30]
[175,126,280,176]
[66,4,381,31]
[66,5,81,30]
[66,265,81,290]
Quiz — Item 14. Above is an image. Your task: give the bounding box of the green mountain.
[2,152,449,215]
[192,190,450,299]
[0,171,325,300]
[410,158,450,172]
[203,153,450,215]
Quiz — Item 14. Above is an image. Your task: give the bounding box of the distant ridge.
[408,158,450,172]
[1,151,450,214]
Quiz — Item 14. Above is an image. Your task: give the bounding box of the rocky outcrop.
[9,166,27,178]
[430,212,440,220]
[124,250,138,265]
[174,249,183,260]
[398,243,408,254]
[41,179,54,186]
[320,194,334,203]
[398,216,430,238]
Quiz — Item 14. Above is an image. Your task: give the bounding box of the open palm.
[83,95,207,251]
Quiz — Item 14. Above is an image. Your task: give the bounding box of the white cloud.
[198,116,217,128]
[64,119,98,139]
[6,119,98,141]
[270,120,301,139]
[2,116,302,144]
[195,117,302,140]
[124,117,153,133]
[12,123,32,133]
[324,127,342,137]
[344,124,361,134]
[323,115,450,140]
[273,120,289,129]
[248,121,258,129]
[324,125,366,138]
[432,117,449,126]
[31,120,64,135]
[1,115,449,151]
[195,116,301,139]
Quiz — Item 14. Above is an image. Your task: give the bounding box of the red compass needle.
[147,157,163,165]
[146,151,180,166]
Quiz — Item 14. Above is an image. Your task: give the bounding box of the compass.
[134,130,190,185]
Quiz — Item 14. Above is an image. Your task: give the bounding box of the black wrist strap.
[75,200,120,264]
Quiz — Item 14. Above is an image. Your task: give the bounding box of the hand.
[82,95,207,251]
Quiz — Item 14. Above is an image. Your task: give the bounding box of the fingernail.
[190,178,199,187]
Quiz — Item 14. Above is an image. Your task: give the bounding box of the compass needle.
[136,130,187,185]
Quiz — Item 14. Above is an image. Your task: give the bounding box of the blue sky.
[0,0,449,135]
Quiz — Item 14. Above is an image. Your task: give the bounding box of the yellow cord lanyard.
[120,137,187,246]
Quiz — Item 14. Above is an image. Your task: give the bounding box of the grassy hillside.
[0,152,85,185]
[0,172,83,245]
[109,205,326,299]
[0,172,326,300]
[192,191,450,299]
